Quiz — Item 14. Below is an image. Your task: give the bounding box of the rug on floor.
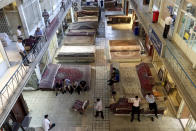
[39,63,60,90]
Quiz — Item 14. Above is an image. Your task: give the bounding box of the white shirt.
[42,119,50,131]
[16,42,25,52]
[95,100,103,111]
[165,16,173,25]
[146,95,155,103]
[129,98,141,107]
[16,29,22,37]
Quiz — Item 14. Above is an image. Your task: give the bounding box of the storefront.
[159,0,181,26]
[152,0,161,11]
[0,41,10,78]
[0,95,29,131]
[173,0,196,68]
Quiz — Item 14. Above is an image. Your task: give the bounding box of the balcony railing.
[165,44,196,89]
[0,0,72,125]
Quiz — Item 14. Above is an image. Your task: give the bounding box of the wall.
[48,34,58,61]
[0,61,8,78]
[4,10,22,38]
[174,33,196,68]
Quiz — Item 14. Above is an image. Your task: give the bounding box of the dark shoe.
[151,117,154,121]
[102,117,104,119]
[24,64,29,66]
[56,93,58,96]
[138,119,140,122]
[130,119,133,122]
[155,115,158,119]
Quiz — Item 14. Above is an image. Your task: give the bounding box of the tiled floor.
[23,10,184,131]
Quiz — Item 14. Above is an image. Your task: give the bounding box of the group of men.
[16,26,43,66]
[129,93,158,122]
[54,79,88,96]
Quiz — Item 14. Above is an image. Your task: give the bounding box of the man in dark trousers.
[163,14,173,38]
[95,98,104,119]
[129,96,141,122]
[100,0,103,8]
[146,93,158,119]
[16,38,30,66]
[42,115,55,131]
[42,9,50,27]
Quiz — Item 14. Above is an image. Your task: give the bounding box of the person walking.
[16,38,30,66]
[129,96,141,122]
[42,115,55,131]
[42,9,50,27]
[146,93,158,119]
[60,0,66,11]
[95,98,104,119]
[163,14,173,38]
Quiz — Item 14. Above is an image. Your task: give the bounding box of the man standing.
[61,0,66,11]
[129,96,141,122]
[163,14,173,38]
[16,38,30,66]
[146,93,158,119]
[100,0,103,8]
[95,98,104,119]
[42,115,55,131]
[16,26,23,39]
[42,9,50,27]
[54,80,62,96]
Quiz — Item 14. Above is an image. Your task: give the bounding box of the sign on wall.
[149,26,162,56]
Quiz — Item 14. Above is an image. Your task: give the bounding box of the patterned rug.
[55,64,91,86]
[110,51,141,62]
[39,64,91,90]
[39,64,60,90]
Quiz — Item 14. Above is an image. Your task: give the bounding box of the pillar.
[37,0,45,28]
[34,64,42,83]
[16,0,30,38]
[70,7,75,23]
[149,0,153,12]
[0,41,10,67]
[47,48,52,63]
[185,115,196,131]
[172,0,185,40]
[177,99,185,119]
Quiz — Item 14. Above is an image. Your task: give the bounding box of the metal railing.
[0,38,45,114]
[0,0,72,115]
[165,45,196,89]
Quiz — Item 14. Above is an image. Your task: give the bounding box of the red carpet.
[55,64,91,86]
[39,64,60,90]
[39,64,91,90]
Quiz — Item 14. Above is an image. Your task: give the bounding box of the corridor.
[22,10,184,131]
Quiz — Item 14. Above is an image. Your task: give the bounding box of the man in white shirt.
[95,98,104,119]
[129,96,141,122]
[16,38,30,66]
[163,15,173,38]
[146,93,158,118]
[42,115,55,131]
[16,26,23,39]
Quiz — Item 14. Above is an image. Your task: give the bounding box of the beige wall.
[174,33,196,68]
